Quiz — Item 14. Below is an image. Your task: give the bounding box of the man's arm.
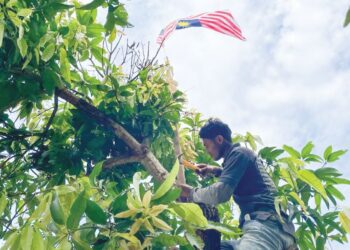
[188,181,234,206]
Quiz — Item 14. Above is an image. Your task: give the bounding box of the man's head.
[199,118,232,161]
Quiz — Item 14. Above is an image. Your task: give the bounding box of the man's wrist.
[213,167,222,177]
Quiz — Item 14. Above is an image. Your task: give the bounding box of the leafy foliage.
[0,1,350,249]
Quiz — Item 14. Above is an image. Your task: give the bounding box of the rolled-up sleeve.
[188,181,234,206]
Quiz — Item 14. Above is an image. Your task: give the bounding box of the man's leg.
[221,219,296,250]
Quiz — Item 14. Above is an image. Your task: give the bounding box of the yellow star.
[178,21,190,27]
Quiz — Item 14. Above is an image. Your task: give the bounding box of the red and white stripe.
[199,10,246,40]
[156,20,178,44]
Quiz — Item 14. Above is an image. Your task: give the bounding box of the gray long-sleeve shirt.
[188,143,278,221]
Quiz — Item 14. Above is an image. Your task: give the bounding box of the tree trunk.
[196,203,221,250]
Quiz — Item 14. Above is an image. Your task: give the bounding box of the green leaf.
[104,7,115,32]
[114,5,129,27]
[42,68,60,95]
[41,43,55,62]
[152,159,179,200]
[323,145,332,160]
[32,230,45,250]
[207,221,241,237]
[67,190,87,230]
[154,187,181,204]
[315,167,341,178]
[327,149,347,162]
[344,7,350,27]
[60,48,71,83]
[50,191,66,225]
[86,24,105,37]
[283,145,301,158]
[153,233,188,247]
[0,191,7,216]
[78,0,104,10]
[326,185,345,201]
[20,225,33,250]
[0,22,4,47]
[246,132,257,151]
[89,160,103,185]
[85,200,107,224]
[72,231,92,250]
[17,38,28,58]
[301,141,314,158]
[170,202,208,227]
[298,169,327,200]
[0,231,19,250]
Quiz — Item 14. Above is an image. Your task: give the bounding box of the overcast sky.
[101,0,350,248]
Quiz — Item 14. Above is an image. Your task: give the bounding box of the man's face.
[202,137,224,161]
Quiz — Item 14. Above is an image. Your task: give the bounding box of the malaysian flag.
[156,10,246,44]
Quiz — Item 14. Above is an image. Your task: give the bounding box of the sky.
[115,0,350,248]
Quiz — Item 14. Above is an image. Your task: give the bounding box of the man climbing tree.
[179,118,298,250]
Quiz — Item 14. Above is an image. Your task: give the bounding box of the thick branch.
[103,155,144,169]
[55,87,168,182]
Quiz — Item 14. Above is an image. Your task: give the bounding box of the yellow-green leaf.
[116,233,140,244]
[298,169,327,200]
[17,8,33,18]
[153,159,179,200]
[339,208,350,233]
[0,22,4,47]
[20,225,33,250]
[115,209,138,218]
[8,10,21,27]
[143,218,155,234]
[41,44,55,62]
[31,230,45,250]
[142,190,152,208]
[170,202,208,227]
[17,38,28,58]
[0,191,7,216]
[149,204,167,217]
[151,216,172,231]
[130,218,143,235]
[289,192,307,212]
[185,231,204,250]
[60,48,70,83]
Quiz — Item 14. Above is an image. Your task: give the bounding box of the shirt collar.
[222,143,240,164]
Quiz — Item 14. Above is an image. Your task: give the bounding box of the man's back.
[219,144,278,222]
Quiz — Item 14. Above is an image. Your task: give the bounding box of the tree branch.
[103,154,146,169]
[55,87,168,182]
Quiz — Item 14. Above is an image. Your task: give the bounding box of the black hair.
[199,118,232,142]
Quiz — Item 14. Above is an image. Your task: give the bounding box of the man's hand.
[177,183,193,199]
[195,164,222,177]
